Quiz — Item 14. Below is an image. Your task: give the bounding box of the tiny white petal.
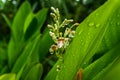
[58,41,64,48]
[57,38,64,48]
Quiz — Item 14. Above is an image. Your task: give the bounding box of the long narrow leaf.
[0,73,16,80]
[83,42,120,80]
[24,63,43,80]
[46,0,120,80]
[1,13,12,27]
[11,35,41,80]
[92,57,120,80]
[8,1,31,68]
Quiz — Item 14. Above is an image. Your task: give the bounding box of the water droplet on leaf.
[88,22,94,27]
[87,32,90,36]
[80,39,83,42]
[72,54,75,57]
[84,62,86,65]
[96,24,100,28]
[78,30,83,35]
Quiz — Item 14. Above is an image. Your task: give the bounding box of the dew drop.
[88,22,94,27]
[72,54,75,57]
[78,30,83,35]
[96,24,100,28]
[84,62,87,65]
[80,39,83,42]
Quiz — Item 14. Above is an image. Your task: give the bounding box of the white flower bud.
[49,31,54,36]
[69,30,75,38]
[49,44,58,54]
[48,24,54,30]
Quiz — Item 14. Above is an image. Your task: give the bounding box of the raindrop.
[88,22,94,27]
[84,62,87,65]
[78,30,83,35]
[72,54,75,57]
[80,39,83,42]
[96,24,100,28]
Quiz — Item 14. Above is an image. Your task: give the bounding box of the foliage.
[45,0,120,80]
[0,0,120,80]
[0,1,49,80]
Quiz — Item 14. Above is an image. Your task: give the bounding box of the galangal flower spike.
[48,7,79,58]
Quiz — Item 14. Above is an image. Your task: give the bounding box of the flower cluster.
[48,7,79,58]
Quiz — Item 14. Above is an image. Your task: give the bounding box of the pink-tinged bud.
[49,31,56,40]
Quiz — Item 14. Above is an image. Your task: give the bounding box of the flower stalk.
[48,7,79,59]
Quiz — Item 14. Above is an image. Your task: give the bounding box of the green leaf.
[11,35,41,80]
[21,46,41,80]
[46,0,120,80]
[0,42,7,65]
[0,1,4,10]
[20,57,37,80]
[38,29,53,61]
[0,66,8,75]
[24,17,38,41]
[11,1,31,42]
[45,60,62,80]
[83,42,120,80]
[92,56,120,80]
[102,58,120,80]
[1,13,12,27]
[35,8,48,32]
[8,1,31,68]
[24,8,48,41]
[8,38,22,68]
[0,73,16,80]
[23,13,35,33]
[24,63,43,80]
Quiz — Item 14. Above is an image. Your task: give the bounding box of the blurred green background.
[0,0,106,42]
